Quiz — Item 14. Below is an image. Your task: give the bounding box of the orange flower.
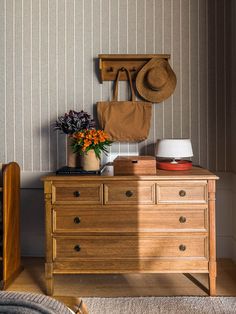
[71,129,112,158]
[84,139,92,147]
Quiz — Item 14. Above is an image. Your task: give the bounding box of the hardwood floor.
[6,257,236,297]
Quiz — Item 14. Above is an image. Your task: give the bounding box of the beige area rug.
[83,296,236,314]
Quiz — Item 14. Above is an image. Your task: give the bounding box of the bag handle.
[112,67,135,101]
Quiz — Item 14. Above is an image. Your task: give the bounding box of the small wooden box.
[113,156,156,175]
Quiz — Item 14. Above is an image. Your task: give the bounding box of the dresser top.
[41,166,219,181]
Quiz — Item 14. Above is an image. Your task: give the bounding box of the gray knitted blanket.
[0,291,73,314]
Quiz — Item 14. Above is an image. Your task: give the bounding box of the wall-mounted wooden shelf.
[98,54,170,82]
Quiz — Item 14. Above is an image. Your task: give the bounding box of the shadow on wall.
[139,143,155,156]
[41,120,67,171]
[21,187,45,257]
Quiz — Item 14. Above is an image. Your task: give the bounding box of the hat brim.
[136,58,177,103]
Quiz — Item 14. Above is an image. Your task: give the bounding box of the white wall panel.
[162,0,172,141]
[190,0,199,166]
[40,0,50,171]
[48,0,58,170]
[0,0,6,162]
[15,0,24,167]
[199,0,208,168]
[172,0,181,140]
[181,0,190,141]
[154,0,164,141]
[6,0,15,163]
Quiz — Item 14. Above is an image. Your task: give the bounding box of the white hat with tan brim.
[136,58,177,103]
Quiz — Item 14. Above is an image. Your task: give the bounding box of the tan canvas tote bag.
[97,68,152,142]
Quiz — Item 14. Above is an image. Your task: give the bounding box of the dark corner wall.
[230,0,236,172]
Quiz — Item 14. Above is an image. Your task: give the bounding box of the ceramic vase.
[81,150,100,171]
[67,137,79,167]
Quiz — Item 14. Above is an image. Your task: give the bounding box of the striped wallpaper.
[0,0,231,175]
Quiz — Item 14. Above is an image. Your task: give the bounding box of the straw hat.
[136,58,177,103]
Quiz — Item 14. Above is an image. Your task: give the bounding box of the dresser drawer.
[51,182,103,204]
[53,208,208,233]
[53,236,208,260]
[104,182,155,205]
[156,181,207,204]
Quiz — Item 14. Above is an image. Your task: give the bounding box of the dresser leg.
[208,180,217,296]
[208,274,216,296]
[45,263,54,296]
[46,276,54,296]
[208,261,217,296]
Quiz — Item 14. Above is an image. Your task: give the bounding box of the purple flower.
[54,110,96,134]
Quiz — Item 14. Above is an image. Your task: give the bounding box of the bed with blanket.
[0,291,88,314]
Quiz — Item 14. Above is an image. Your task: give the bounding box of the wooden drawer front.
[53,236,207,260]
[51,182,103,204]
[104,182,155,205]
[134,209,207,231]
[54,259,209,273]
[53,208,207,233]
[156,181,207,204]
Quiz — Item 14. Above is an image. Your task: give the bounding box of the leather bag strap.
[112,67,135,101]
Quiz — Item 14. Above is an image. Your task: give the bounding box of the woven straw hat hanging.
[136,58,177,103]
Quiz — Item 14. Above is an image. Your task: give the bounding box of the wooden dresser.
[42,166,218,296]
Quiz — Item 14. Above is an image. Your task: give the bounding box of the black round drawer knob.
[74,216,81,224]
[179,190,186,197]
[73,191,80,197]
[179,244,186,251]
[74,244,81,252]
[125,190,133,197]
[179,216,187,223]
